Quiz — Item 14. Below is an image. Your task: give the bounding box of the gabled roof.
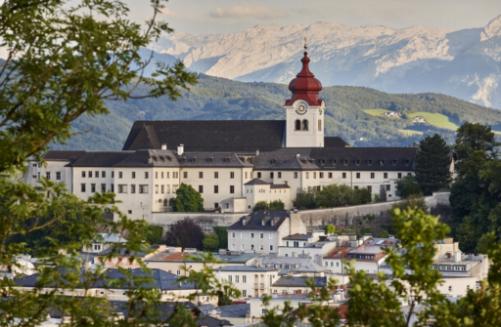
[43,150,86,162]
[272,276,327,288]
[228,211,289,231]
[15,268,196,291]
[123,120,286,152]
[244,178,269,186]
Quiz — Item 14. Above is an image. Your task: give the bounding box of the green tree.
[415,134,451,195]
[450,122,499,252]
[202,233,219,252]
[396,175,422,198]
[325,224,336,235]
[171,184,204,212]
[0,0,196,324]
[294,191,317,209]
[213,226,228,250]
[145,225,165,245]
[165,218,204,251]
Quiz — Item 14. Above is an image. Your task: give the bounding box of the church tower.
[284,47,325,148]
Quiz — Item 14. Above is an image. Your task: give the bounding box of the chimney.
[256,149,260,156]
[177,144,184,156]
[161,144,167,150]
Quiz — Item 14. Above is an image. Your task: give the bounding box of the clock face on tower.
[294,100,308,115]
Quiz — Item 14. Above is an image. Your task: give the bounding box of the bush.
[253,200,285,212]
[213,226,228,249]
[397,175,422,199]
[202,233,219,252]
[294,191,317,209]
[146,225,164,245]
[295,184,372,209]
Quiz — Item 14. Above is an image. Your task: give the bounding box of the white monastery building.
[24,50,416,220]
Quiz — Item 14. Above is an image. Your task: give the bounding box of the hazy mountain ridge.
[55,74,501,151]
[152,16,501,108]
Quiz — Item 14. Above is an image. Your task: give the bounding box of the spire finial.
[303,37,308,51]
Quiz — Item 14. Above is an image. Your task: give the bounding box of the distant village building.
[24,50,416,220]
[227,211,307,254]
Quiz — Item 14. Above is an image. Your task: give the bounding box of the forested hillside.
[55,74,501,150]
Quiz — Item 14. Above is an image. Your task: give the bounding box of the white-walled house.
[214,265,279,298]
[432,239,490,298]
[227,211,307,254]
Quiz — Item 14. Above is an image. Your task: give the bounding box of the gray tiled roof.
[216,265,276,272]
[15,268,196,291]
[254,147,416,171]
[272,276,327,288]
[123,120,348,152]
[43,150,86,162]
[228,211,289,231]
[178,152,252,168]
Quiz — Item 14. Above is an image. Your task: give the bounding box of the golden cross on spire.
[304,37,308,51]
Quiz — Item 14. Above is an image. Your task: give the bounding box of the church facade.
[24,51,416,220]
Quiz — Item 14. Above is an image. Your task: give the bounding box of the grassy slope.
[52,75,501,150]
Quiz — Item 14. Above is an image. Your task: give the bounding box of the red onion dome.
[285,51,323,106]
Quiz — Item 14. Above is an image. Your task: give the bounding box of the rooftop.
[228,211,289,231]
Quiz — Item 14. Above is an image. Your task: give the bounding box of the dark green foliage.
[213,226,228,250]
[145,225,164,245]
[294,191,317,209]
[396,175,422,198]
[253,200,285,212]
[165,218,204,250]
[294,184,372,209]
[253,201,269,212]
[449,122,500,252]
[202,233,219,252]
[170,183,204,212]
[415,134,451,195]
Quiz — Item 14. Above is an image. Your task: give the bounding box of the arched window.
[318,119,322,131]
[295,119,301,131]
[302,119,309,131]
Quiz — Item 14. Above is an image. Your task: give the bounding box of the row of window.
[256,171,412,180]
[81,170,182,180]
[195,185,235,194]
[231,232,272,240]
[80,183,150,194]
[183,171,237,179]
[38,171,62,181]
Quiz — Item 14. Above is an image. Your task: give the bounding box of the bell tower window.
[302,119,309,131]
[295,119,301,131]
[318,119,322,131]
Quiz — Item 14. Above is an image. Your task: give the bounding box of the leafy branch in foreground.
[0,0,197,172]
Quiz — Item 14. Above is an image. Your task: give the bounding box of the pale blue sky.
[126,0,501,34]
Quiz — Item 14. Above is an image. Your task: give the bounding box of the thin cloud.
[160,7,176,17]
[210,4,285,20]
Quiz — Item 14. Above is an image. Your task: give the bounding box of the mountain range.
[56,74,501,151]
[151,15,501,109]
